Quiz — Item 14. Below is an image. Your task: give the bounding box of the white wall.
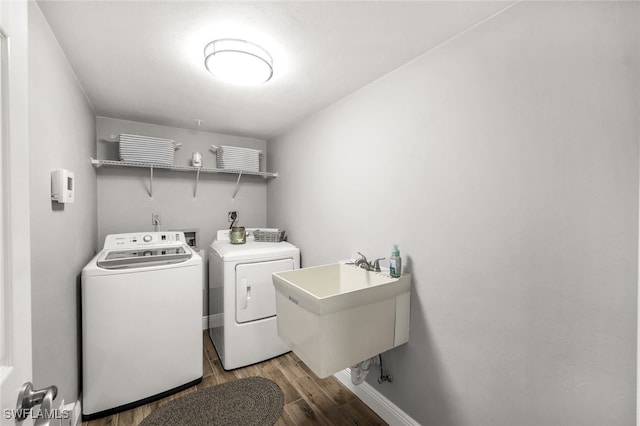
[267,2,639,425]
[96,117,269,315]
[28,2,98,404]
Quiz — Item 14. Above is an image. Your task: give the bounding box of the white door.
[0,0,34,425]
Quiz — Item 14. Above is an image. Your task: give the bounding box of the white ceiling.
[38,1,512,140]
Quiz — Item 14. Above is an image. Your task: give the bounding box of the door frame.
[0,0,33,424]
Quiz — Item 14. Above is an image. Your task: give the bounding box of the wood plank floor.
[84,331,387,426]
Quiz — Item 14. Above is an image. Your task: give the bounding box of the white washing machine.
[81,232,202,420]
[208,229,300,370]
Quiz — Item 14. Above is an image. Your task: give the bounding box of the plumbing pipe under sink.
[350,356,380,385]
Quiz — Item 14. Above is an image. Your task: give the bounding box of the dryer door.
[236,258,294,323]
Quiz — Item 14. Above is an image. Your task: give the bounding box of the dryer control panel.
[103,232,187,249]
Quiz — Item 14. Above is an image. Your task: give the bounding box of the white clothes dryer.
[208,229,300,370]
[81,232,202,420]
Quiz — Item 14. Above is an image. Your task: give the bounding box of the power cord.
[229,211,238,229]
[378,354,393,384]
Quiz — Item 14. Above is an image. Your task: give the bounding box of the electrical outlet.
[152,213,161,226]
[228,211,238,222]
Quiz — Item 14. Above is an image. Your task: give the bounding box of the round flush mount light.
[203,39,273,85]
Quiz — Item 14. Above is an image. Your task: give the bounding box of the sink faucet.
[355,252,384,272]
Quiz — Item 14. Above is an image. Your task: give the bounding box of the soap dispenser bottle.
[389,245,402,278]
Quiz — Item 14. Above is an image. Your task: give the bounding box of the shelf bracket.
[148,166,154,199]
[193,168,201,200]
[231,171,243,200]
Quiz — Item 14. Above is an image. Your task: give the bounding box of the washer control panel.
[103,232,187,249]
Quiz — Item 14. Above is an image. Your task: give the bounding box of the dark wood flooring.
[83,331,387,425]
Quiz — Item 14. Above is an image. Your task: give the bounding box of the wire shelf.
[90,158,277,178]
[90,158,277,200]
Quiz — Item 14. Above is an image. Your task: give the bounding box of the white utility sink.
[272,263,411,378]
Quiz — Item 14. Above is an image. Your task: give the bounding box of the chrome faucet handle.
[355,252,370,270]
[371,258,384,272]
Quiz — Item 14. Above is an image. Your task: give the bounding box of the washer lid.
[97,244,192,269]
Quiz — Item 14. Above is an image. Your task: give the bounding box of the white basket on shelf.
[119,134,181,165]
[211,145,260,172]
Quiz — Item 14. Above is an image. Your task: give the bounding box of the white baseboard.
[334,369,419,426]
[202,314,223,330]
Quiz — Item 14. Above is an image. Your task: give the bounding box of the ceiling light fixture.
[203,39,273,86]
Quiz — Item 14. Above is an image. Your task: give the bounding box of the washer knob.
[143,234,152,243]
